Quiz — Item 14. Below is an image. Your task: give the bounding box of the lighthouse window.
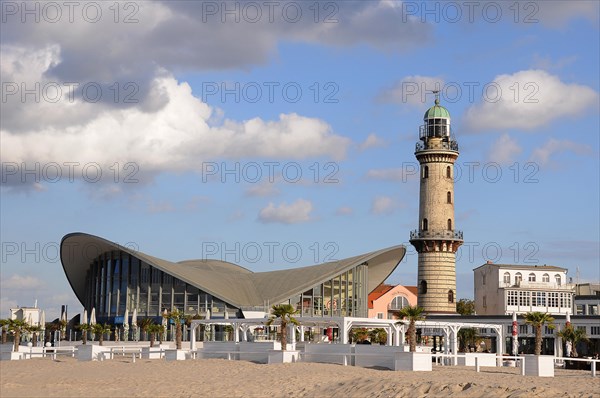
[446,166,451,178]
[423,166,429,179]
[422,218,428,231]
[447,219,452,230]
[420,280,427,294]
[448,290,454,303]
[447,192,452,203]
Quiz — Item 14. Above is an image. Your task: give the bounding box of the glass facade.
[84,251,237,322]
[276,263,369,318]
[83,251,370,321]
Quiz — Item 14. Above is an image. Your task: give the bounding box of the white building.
[473,262,574,316]
[10,306,43,326]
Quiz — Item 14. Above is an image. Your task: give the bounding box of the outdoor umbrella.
[40,310,46,345]
[123,308,129,342]
[90,308,96,325]
[131,308,138,341]
[82,309,88,325]
[162,309,168,341]
[511,312,518,356]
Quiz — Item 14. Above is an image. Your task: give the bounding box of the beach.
[1,357,597,398]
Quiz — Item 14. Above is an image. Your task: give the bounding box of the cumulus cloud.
[376,75,445,106]
[258,199,313,224]
[359,133,387,151]
[371,196,399,215]
[488,134,522,164]
[463,70,598,132]
[1,2,431,87]
[0,45,350,190]
[530,138,593,167]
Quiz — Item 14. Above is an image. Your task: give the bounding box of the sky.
[1,0,599,321]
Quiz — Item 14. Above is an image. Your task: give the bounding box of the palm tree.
[137,318,154,341]
[26,325,43,347]
[557,324,589,358]
[0,319,9,344]
[77,324,92,345]
[458,328,479,352]
[525,312,555,355]
[266,304,299,351]
[163,309,186,349]
[350,327,369,343]
[91,323,111,346]
[395,305,425,352]
[369,328,388,345]
[7,319,29,352]
[147,324,164,347]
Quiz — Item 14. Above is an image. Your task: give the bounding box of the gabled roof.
[61,233,407,309]
[368,284,394,309]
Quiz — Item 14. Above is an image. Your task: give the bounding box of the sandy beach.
[1,357,597,398]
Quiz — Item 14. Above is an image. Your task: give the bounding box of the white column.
[495,326,504,366]
[386,327,393,346]
[450,326,458,366]
[339,319,349,344]
[234,324,240,343]
[299,326,305,342]
[190,325,196,351]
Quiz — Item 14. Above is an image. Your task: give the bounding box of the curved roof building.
[60,233,406,322]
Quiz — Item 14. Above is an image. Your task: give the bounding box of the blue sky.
[1,1,599,320]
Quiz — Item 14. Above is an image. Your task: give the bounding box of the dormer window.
[542,273,549,283]
[555,274,561,286]
[528,273,536,282]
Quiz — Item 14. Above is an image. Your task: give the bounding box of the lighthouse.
[409,95,463,313]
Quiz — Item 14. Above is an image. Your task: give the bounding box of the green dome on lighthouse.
[423,98,450,120]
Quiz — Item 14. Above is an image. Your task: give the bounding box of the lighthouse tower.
[409,96,463,313]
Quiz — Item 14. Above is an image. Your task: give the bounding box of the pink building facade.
[368,284,418,319]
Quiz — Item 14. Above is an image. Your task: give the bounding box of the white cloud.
[258,199,313,224]
[530,138,593,167]
[359,133,386,151]
[533,1,599,27]
[377,75,445,106]
[371,196,398,215]
[463,70,599,132]
[1,275,45,290]
[335,206,353,216]
[488,134,522,165]
[245,182,280,197]
[0,46,351,189]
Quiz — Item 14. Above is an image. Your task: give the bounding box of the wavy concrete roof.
[61,233,406,309]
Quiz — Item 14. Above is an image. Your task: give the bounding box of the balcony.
[415,140,459,153]
[409,229,463,241]
[499,281,574,291]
